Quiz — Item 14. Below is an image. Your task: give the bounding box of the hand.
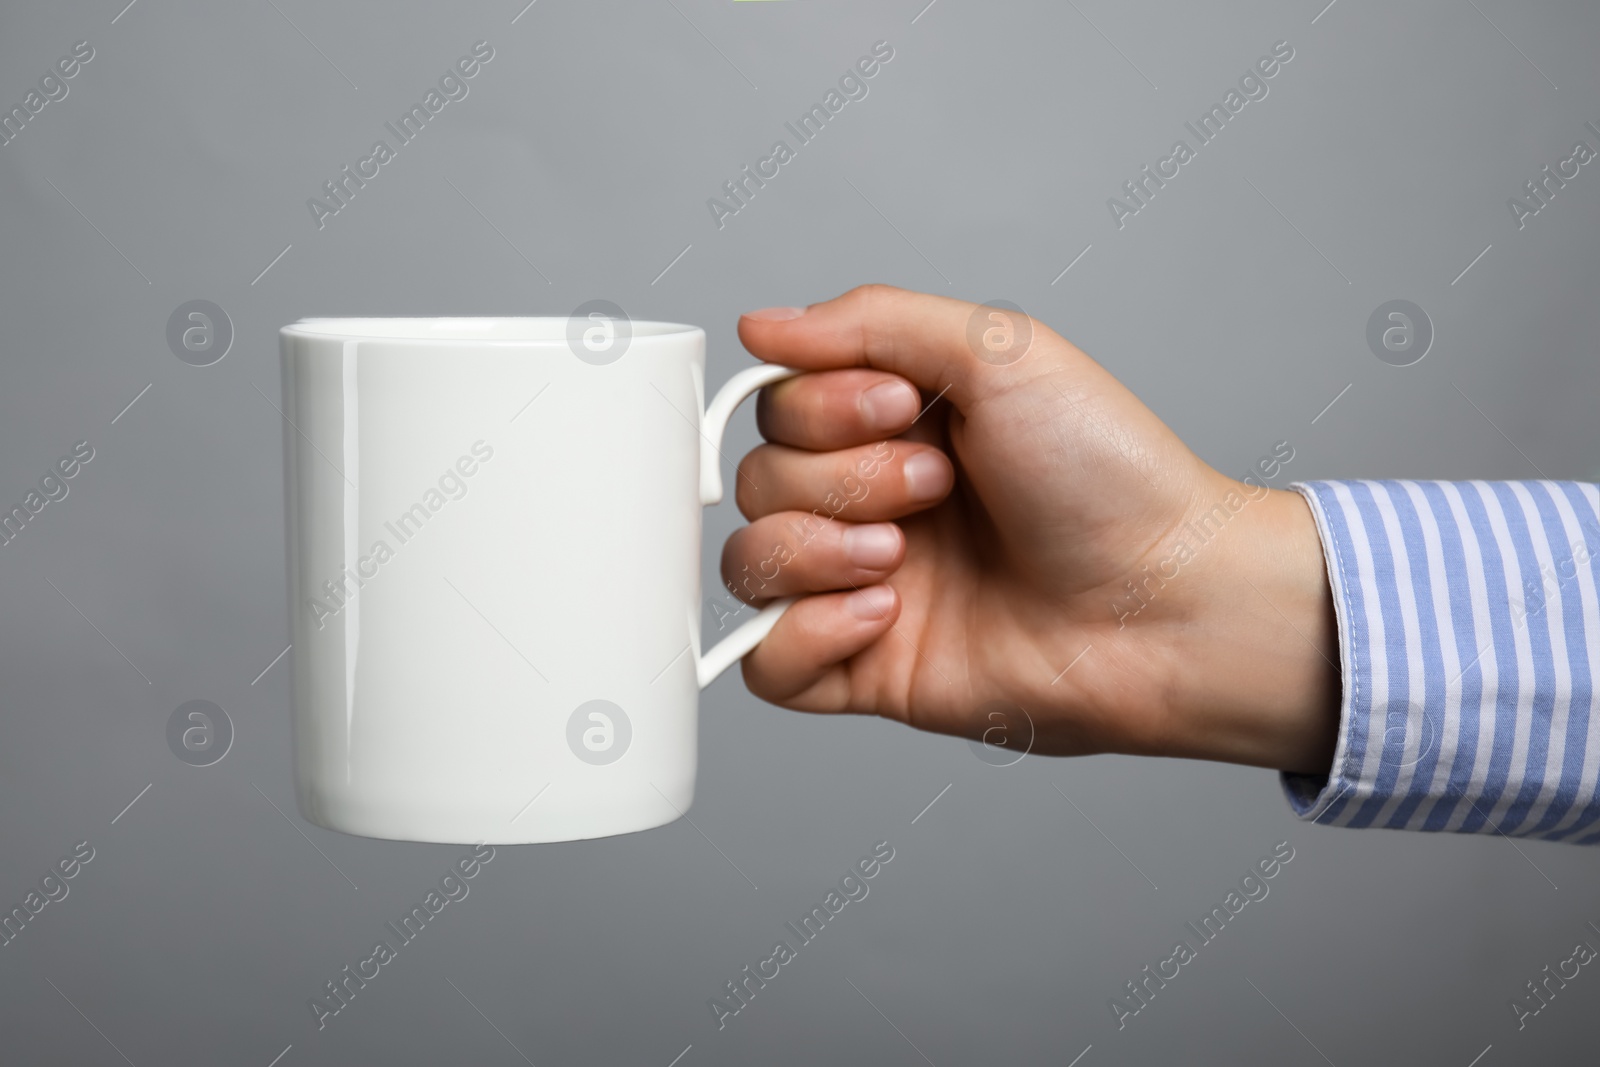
[723,285,1341,774]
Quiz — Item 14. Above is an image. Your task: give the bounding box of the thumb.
[737,285,1043,408]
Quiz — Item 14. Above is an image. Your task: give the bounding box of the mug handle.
[696,363,802,689]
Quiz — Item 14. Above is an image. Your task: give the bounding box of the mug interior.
[281,317,698,344]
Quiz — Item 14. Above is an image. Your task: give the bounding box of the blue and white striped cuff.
[1283,480,1600,843]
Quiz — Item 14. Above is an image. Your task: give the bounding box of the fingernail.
[903,451,952,502]
[846,585,896,621]
[860,380,919,431]
[744,306,806,322]
[843,523,901,570]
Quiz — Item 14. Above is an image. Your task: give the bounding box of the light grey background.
[2,0,1598,1064]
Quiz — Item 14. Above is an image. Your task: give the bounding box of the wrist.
[1154,482,1342,773]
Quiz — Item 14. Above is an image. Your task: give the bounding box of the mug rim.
[280,316,701,345]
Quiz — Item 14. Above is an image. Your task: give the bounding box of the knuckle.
[794,392,828,440]
[852,286,901,364]
[850,282,898,304]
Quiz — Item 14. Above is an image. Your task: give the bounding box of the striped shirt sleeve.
[1282,480,1600,843]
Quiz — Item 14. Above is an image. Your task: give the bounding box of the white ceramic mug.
[279,316,796,844]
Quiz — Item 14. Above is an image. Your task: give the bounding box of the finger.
[735,439,954,522]
[756,368,922,451]
[739,285,1051,409]
[741,585,899,711]
[722,514,905,604]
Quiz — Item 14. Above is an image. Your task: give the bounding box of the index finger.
[737,285,1044,409]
